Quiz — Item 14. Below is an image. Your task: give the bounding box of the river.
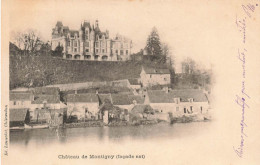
[10,121,212,147]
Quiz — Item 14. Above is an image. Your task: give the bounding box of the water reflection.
[10,122,212,147]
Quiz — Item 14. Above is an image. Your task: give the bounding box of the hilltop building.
[140,66,171,87]
[51,20,132,61]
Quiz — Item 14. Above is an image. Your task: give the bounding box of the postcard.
[1,0,260,164]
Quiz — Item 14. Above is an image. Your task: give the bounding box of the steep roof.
[82,21,91,30]
[98,94,112,104]
[143,67,170,74]
[111,94,131,105]
[69,30,79,37]
[32,95,60,104]
[128,95,145,104]
[9,108,29,122]
[131,105,153,114]
[147,89,208,103]
[147,90,174,103]
[33,87,59,95]
[10,92,31,101]
[67,94,99,103]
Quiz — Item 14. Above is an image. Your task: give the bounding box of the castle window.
[120,43,123,49]
[67,40,70,46]
[120,50,124,55]
[85,49,89,52]
[96,49,99,53]
[126,50,128,55]
[84,55,91,60]
[115,50,118,54]
[96,42,99,47]
[74,48,77,52]
[14,101,16,105]
[74,41,77,47]
[85,41,89,47]
[102,49,105,53]
[85,30,89,40]
[94,55,99,60]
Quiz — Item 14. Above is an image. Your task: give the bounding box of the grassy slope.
[10,55,168,89]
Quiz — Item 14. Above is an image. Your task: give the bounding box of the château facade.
[51,20,132,61]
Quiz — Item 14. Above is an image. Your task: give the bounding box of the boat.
[24,124,49,129]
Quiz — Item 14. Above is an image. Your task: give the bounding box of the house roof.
[33,87,59,95]
[131,105,153,114]
[67,94,99,103]
[147,90,174,103]
[128,95,145,104]
[111,94,131,105]
[10,92,31,101]
[147,89,208,103]
[69,30,79,37]
[98,94,112,104]
[128,79,140,85]
[32,95,60,104]
[9,108,29,122]
[82,21,92,30]
[143,67,170,74]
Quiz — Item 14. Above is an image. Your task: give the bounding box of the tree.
[161,42,175,68]
[11,29,42,56]
[146,27,162,56]
[181,57,197,74]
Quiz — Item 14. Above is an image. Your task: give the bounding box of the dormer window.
[174,98,180,104]
[188,98,194,103]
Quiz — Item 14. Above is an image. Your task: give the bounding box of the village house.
[66,93,99,121]
[9,92,32,109]
[51,20,132,61]
[9,108,30,128]
[30,95,61,119]
[33,108,64,127]
[140,66,171,87]
[145,89,209,116]
[30,87,61,119]
[110,94,134,111]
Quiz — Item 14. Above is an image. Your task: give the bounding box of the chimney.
[164,86,169,93]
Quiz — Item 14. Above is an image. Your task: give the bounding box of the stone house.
[9,92,32,109]
[145,89,209,116]
[66,94,99,121]
[9,108,30,128]
[140,66,171,87]
[110,94,134,111]
[30,87,61,119]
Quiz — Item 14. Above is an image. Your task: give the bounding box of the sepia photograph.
[1,0,260,164]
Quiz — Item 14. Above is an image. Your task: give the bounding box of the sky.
[8,0,237,70]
